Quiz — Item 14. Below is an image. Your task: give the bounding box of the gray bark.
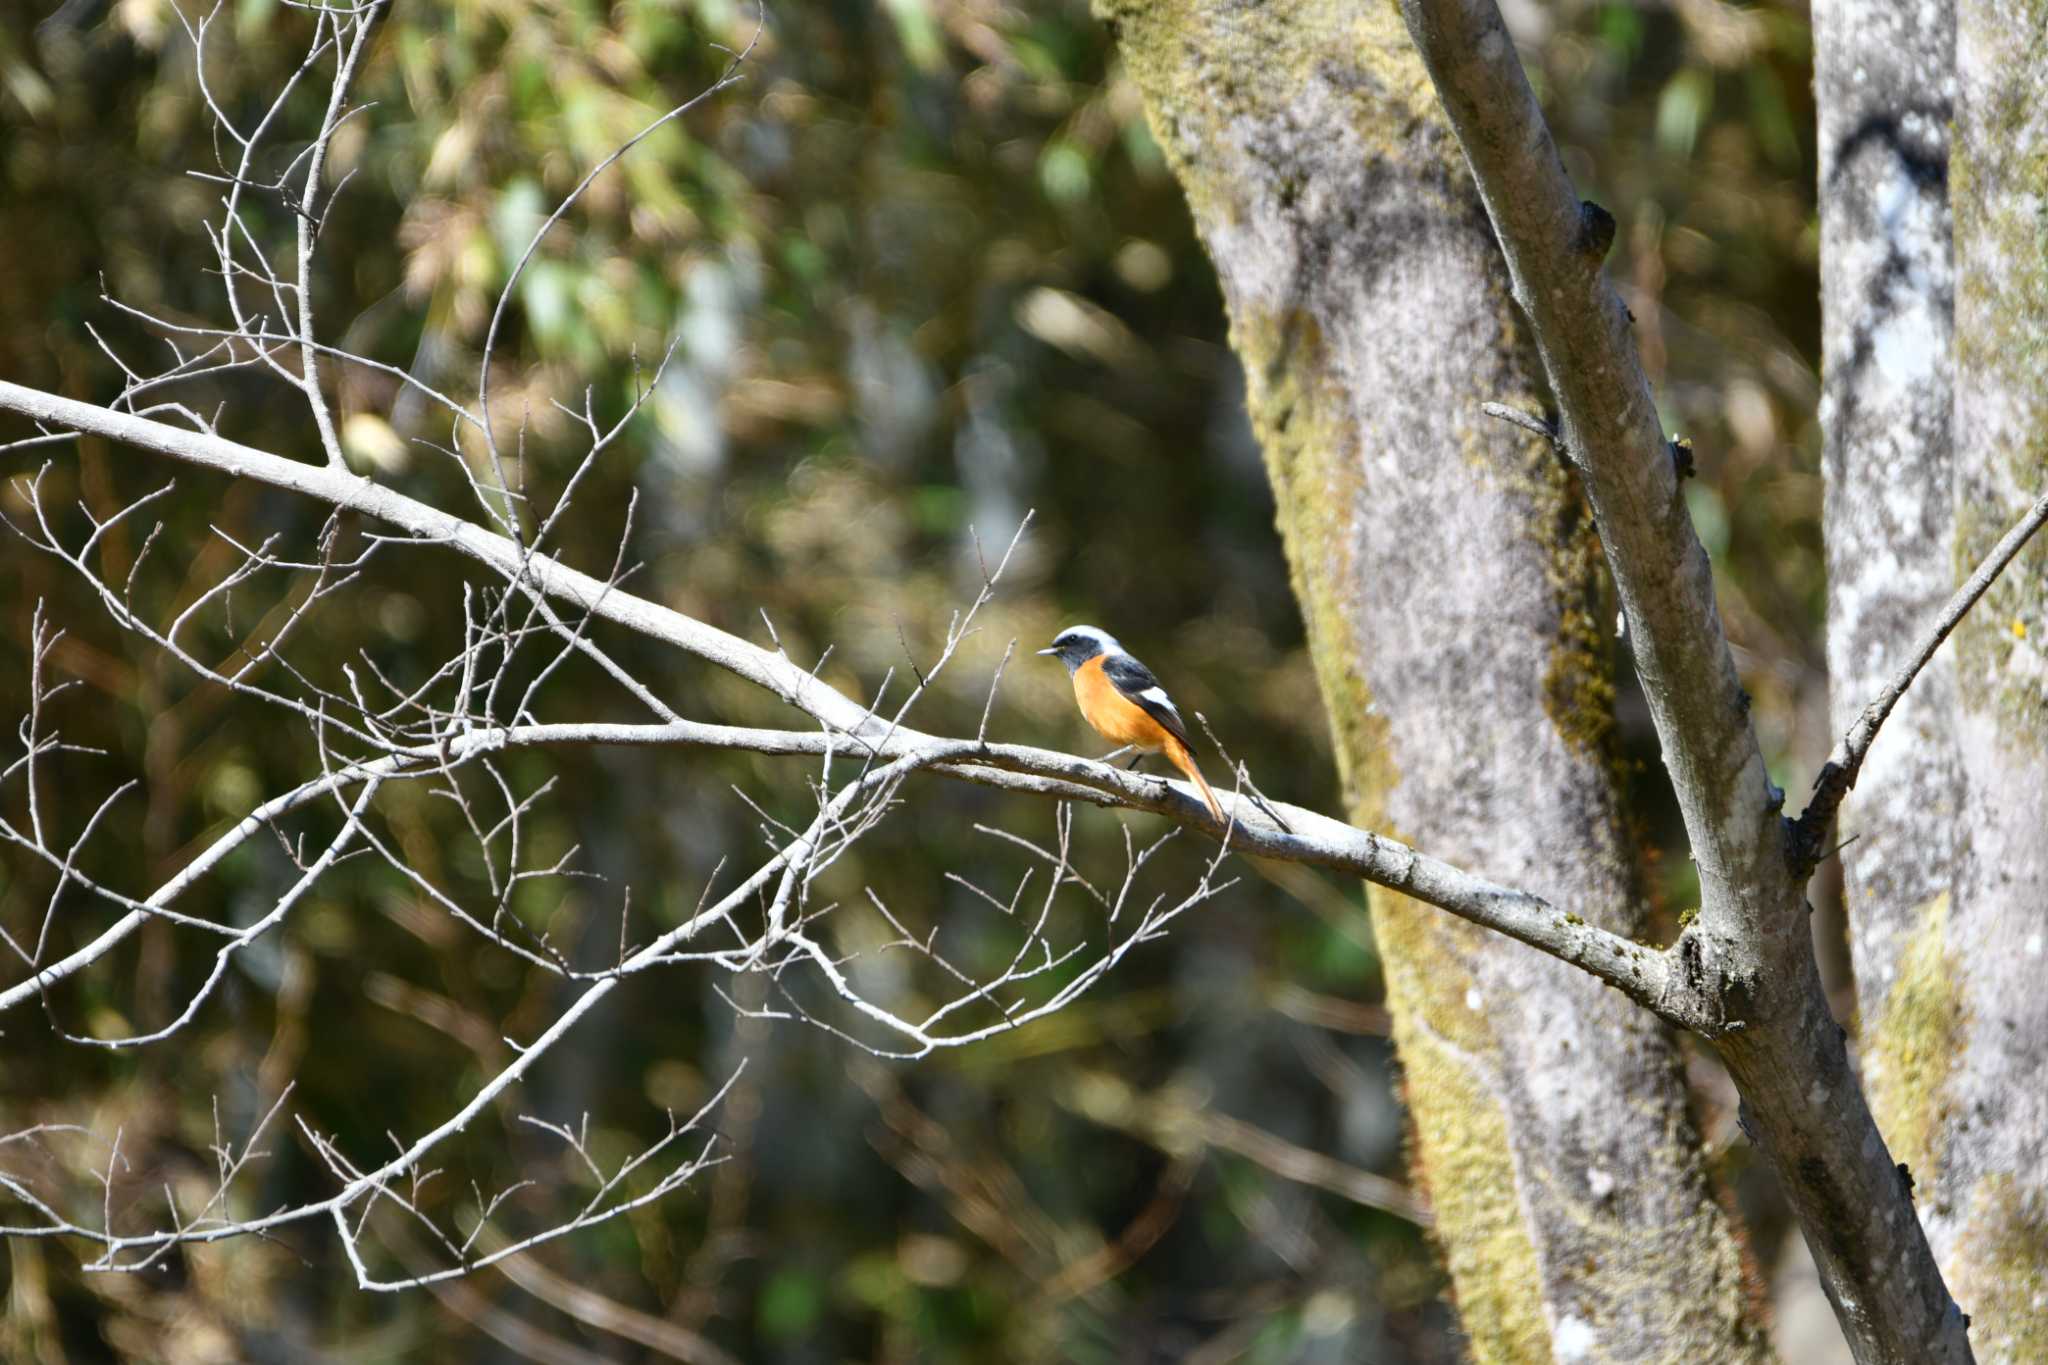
[1813,0,1959,963]
[1818,2,2048,1356]
[1811,3,1969,1305]
[1936,6,2048,1357]
[1098,1,1768,1359]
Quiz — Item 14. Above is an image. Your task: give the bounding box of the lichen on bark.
[1950,1176,2048,1364]
[1861,892,1963,1180]
[1385,951,1553,1362]
[1925,0,2048,1350]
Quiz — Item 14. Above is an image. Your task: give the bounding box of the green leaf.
[491,178,549,263]
[883,0,947,74]
[1039,141,1091,204]
[521,259,575,346]
[758,1267,824,1340]
[1655,68,1714,160]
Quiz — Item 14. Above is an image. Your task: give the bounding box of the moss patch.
[1950,1174,2048,1363]
[1095,0,1458,222]
[1862,892,1964,1179]
[1380,897,1552,1363]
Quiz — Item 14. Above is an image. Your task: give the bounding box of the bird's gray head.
[1037,625,1119,674]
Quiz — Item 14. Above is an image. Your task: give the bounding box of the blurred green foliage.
[0,0,1823,1360]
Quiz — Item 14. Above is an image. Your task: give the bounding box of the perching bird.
[1038,625,1224,822]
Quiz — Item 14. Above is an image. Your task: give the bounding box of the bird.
[1038,625,1225,823]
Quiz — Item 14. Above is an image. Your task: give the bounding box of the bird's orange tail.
[1166,738,1225,823]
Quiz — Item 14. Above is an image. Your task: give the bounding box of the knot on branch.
[1668,435,1695,479]
[1663,926,1759,1039]
[1573,199,1616,263]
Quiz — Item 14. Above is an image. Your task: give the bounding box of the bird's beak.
[1036,647,1058,656]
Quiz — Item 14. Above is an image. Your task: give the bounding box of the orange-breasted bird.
[1039,626,1224,822]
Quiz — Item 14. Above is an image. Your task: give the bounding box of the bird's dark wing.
[1103,653,1195,752]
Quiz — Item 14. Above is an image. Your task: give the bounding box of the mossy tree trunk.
[1819,3,2048,1358]
[1100,2,1770,1358]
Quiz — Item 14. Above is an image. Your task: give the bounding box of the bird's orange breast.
[1073,655,1172,752]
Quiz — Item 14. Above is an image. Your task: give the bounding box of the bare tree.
[3,2,2045,1362]
[0,0,1359,1292]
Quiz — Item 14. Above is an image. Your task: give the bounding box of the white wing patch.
[1137,686,1180,720]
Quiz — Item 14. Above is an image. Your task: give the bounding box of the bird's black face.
[1037,626,1114,674]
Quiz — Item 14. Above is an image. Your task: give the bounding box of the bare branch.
[1790,484,2048,877]
[0,380,1693,1025]
[291,1,386,469]
[1479,400,1558,444]
[1060,1070,1429,1226]
[475,13,764,538]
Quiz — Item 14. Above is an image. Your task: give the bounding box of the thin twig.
[1481,401,1558,444]
[1790,485,2048,877]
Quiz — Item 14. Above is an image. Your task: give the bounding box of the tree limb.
[0,379,1707,1024]
[0,378,875,734]
[0,707,1695,1033]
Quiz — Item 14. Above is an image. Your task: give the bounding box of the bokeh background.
[0,1,1832,1360]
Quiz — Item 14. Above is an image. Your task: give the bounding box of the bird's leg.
[1098,744,1139,767]
[1124,752,1146,772]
